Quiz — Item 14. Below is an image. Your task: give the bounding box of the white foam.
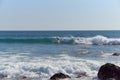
[0,53,105,79]
[55,35,120,45]
[76,49,89,55]
[1,52,120,79]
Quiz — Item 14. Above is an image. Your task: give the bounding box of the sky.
[0,0,120,30]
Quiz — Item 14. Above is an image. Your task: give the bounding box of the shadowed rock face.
[98,63,120,80]
[106,78,116,80]
[50,73,70,80]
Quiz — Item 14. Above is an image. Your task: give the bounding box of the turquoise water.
[0,31,120,80]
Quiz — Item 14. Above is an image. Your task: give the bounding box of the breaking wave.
[0,35,120,45]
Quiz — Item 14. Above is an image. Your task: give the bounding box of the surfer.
[56,37,60,44]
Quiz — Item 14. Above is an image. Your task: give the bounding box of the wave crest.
[0,35,120,45]
[55,35,120,45]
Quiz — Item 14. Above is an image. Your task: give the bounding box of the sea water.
[0,31,120,80]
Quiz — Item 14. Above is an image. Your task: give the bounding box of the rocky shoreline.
[49,63,120,80]
[1,51,120,80]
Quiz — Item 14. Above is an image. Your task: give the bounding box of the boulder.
[98,63,120,80]
[106,78,116,80]
[50,73,70,80]
[0,74,7,78]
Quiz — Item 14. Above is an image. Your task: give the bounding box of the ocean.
[0,31,120,80]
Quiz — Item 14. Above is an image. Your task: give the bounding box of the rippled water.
[0,31,119,80]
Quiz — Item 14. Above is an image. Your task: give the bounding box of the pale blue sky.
[0,0,120,30]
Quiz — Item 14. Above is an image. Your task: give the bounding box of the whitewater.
[0,31,119,80]
[1,35,120,45]
[0,49,120,80]
[53,35,120,45]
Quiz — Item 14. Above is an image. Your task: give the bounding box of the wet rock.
[22,76,27,79]
[98,63,120,80]
[112,53,120,56]
[0,74,7,78]
[106,78,116,80]
[50,73,70,80]
[76,72,87,78]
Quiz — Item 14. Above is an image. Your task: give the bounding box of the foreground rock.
[50,73,70,80]
[0,74,7,78]
[98,63,120,80]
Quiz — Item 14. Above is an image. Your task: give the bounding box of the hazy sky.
[0,0,120,30]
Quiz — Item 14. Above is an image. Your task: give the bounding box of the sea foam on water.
[0,31,119,80]
[54,35,120,45]
[0,53,103,79]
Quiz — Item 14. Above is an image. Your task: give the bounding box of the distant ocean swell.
[1,35,120,45]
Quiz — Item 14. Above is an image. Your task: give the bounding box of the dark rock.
[106,78,116,80]
[76,72,87,78]
[0,74,7,78]
[50,73,70,80]
[112,53,120,56]
[98,63,120,80]
[22,76,27,79]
